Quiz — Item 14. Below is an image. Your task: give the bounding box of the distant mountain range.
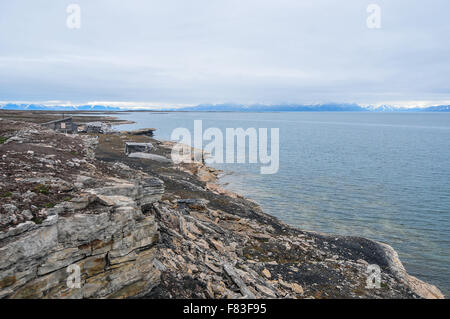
[176,103,368,112]
[1,103,450,112]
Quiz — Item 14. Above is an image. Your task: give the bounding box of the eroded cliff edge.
[0,119,444,299]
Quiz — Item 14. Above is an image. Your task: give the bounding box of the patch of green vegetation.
[34,184,50,195]
[70,151,79,156]
[0,192,12,198]
[0,136,7,144]
[63,197,72,201]
[32,217,43,224]
[44,203,55,208]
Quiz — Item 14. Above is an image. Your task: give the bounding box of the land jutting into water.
[0,110,444,299]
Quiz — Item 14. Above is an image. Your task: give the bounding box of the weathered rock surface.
[94,130,445,300]
[121,128,156,137]
[0,120,162,298]
[0,119,445,299]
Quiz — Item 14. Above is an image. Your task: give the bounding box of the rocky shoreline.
[0,118,444,299]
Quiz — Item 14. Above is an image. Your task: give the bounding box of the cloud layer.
[1,0,449,107]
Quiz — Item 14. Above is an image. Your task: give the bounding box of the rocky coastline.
[0,118,444,299]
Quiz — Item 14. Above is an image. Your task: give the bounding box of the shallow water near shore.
[115,112,450,296]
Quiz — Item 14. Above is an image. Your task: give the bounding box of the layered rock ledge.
[0,119,444,299]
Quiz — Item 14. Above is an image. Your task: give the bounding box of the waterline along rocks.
[0,118,444,299]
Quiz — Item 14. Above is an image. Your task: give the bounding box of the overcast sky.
[1,0,449,108]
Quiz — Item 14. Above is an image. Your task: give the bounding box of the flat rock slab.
[128,152,171,163]
[122,128,156,137]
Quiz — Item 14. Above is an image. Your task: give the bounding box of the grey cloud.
[0,0,449,106]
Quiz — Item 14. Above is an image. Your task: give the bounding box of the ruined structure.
[85,122,112,134]
[125,142,153,155]
[41,117,78,134]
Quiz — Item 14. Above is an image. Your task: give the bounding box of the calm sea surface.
[116,112,450,296]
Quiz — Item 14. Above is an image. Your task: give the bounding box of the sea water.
[116,111,450,296]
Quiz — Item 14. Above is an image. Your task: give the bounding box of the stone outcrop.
[0,120,163,298]
[0,202,160,298]
[121,128,156,137]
